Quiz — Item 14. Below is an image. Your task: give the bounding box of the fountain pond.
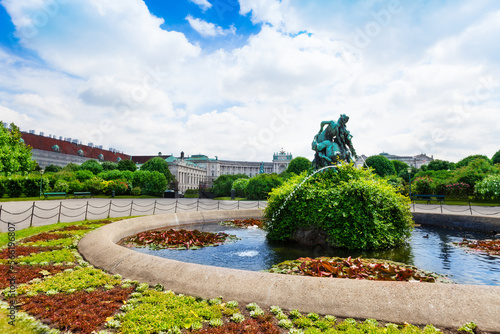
[124,222,500,286]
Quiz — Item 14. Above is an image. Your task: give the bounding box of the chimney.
[180,151,184,160]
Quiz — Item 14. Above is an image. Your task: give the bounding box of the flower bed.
[19,232,71,244]
[0,264,74,289]
[266,257,452,283]
[454,239,500,257]
[120,228,238,250]
[0,245,62,259]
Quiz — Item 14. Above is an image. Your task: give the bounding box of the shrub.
[101,161,118,171]
[445,182,470,199]
[54,170,76,182]
[133,170,167,197]
[246,174,283,200]
[108,179,129,195]
[79,160,103,175]
[475,175,500,200]
[264,163,413,250]
[22,174,47,197]
[45,164,62,173]
[231,178,249,197]
[0,178,5,197]
[5,176,23,197]
[117,159,137,172]
[213,174,248,197]
[140,157,173,184]
[413,176,433,194]
[54,179,70,193]
[69,180,84,193]
[75,170,94,182]
[84,176,106,195]
[286,157,311,175]
[98,170,123,181]
[131,187,141,196]
[493,150,500,165]
[456,155,491,168]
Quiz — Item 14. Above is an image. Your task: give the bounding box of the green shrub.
[213,174,248,197]
[98,170,123,181]
[54,170,76,182]
[118,159,137,172]
[413,176,433,194]
[365,155,396,177]
[44,164,62,173]
[108,179,129,195]
[68,180,84,193]
[79,159,103,175]
[246,173,283,200]
[131,186,141,196]
[54,179,70,193]
[232,178,249,197]
[84,176,106,195]
[75,169,94,182]
[475,175,500,200]
[265,163,413,250]
[5,176,23,197]
[101,161,118,171]
[22,174,47,197]
[286,157,311,175]
[0,177,5,197]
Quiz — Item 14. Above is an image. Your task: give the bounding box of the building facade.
[355,152,434,169]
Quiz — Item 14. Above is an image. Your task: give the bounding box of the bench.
[74,192,93,198]
[43,192,68,199]
[411,194,445,204]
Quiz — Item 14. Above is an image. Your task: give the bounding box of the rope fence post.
[108,200,112,218]
[29,202,35,227]
[217,201,220,210]
[175,200,178,213]
[153,200,157,215]
[237,201,239,210]
[197,199,199,212]
[58,202,62,223]
[469,201,473,215]
[0,205,2,222]
[129,200,134,216]
[440,201,443,214]
[257,200,260,209]
[84,201,89,220]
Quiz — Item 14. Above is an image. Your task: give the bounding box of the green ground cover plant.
[10,248,76,265]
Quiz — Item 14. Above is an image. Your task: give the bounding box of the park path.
[1,198,499,233]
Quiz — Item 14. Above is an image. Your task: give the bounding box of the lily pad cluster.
[454,238,500,256]
[266,256,452,283]
[120,228,238,250]
[220,218,264,229]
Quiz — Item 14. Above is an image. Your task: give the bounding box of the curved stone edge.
[413,212,500,233]
[79,210,500,332]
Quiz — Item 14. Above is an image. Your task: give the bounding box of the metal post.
[108,200,112,218]
[440,201,443,214]
[129,200,134,216]
[175,200,178,213]
[217,201,220,210]
[0,205,2,222]
[257,200,260,209]
[153,200,157,215]
[237,200,239,210]
[58,202,62,223]
[29,202,35,227]
[85,201,89,220]
[196,198,199,212]
[469,201,473,215]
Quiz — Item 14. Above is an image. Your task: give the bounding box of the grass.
[214,197,252,201]
[412,198,500,206]
[0,194,158,202]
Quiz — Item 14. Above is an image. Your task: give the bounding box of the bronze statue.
[312,114,356,169]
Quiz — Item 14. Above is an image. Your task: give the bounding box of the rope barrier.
[59,211,86,218]
[441,206,471,213]
[1,206,34,215]
[33,205,60,211]
[112,202,132,208]
[87,202,110,209]
[33,212,60,220]
[61,204,87,210]
[109,207,131,213]
[87,208,110,216]
[0,213,32,225]
[471,208,500,216]
[132,202,154,208]
[132,207,155,213]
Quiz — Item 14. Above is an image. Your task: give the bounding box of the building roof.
[22,132,130,162]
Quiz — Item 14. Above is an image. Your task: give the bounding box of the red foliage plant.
[0,245,62,259]
[121,228,235,250]
[19,286,134,334]
[456,239,500,256]
[227,219,264,228]
[55,225,90,231]
[0,264,74,289]
[196,317,280,334]
[20,232,71,244]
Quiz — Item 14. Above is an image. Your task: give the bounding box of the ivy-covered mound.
[264,163,413,250]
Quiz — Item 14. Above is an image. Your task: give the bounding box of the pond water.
[129,223,500,286]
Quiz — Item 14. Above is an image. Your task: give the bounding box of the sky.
[0,0,499,163]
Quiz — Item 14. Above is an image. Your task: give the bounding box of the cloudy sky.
[0,0,499,163]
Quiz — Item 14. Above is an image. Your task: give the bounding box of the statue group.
[312,114,357,169]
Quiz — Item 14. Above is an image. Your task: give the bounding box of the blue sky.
[0,0,499,162]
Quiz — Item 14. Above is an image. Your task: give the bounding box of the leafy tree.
[101,161,118,171]
[132,170,167,196]
[492,150,500,165]
[45,164,62,173]
[213,174,248,197]
[62,163,80,172]
[286,157,311,175]
[455,155,491,168]
[0,122,35,175]
[75,170,94,182]
[98,170,123,181]
[140,157,173,184]
[246,173,283,200]
[79,160,103,175]
[232,178,249,198]
[427,159,454,171]
[118,159,137,172]
[364,155,396,177]
[391,160,409,175]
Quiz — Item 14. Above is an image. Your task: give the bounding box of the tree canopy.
[427,159,455,171]
[0,122,35,176]
[140,157,174,184]
[492,150,500,165]
[455,155,491,168]
[79,159,103,175]
[364,155,396,177]
[286,157,311,175]
[118,159,137,172]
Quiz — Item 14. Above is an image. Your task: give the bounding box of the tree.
[246,174,283,200]
[101,161,118,171]
[79,159,103,175]
[492,150,500,165]
[213,174,248,197]
[232,178,249,197]
[286,157,311,175]
[62,163,80,172]
[45,164,63,173]
[391,160,408,175]
[140,157,173,184]
[0,122,35,176]
[364,155,395,177]
[455,155,491,168]
[427,159,454,171]
[118,159,137,172]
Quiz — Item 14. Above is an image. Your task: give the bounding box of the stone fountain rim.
[78,209,500,332]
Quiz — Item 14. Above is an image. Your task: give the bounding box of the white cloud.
[186,15,235,37]
[189,0,212,11]
[0,0,499,162]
